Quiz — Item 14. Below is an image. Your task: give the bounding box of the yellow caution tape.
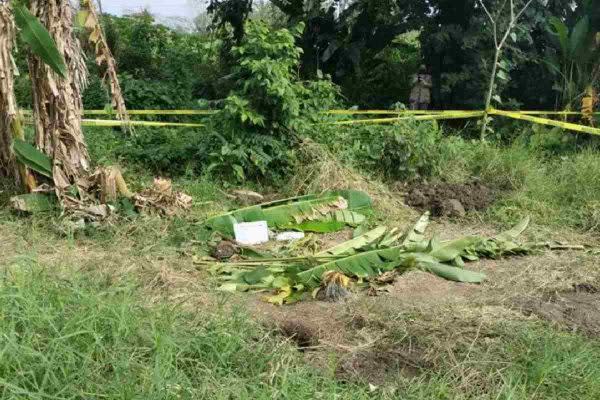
[22,118,204,128]
[20,109,216,116]
[489,109,600,136]
[330,111,485,125]
[326,109,478,115]
[81,119,205,128]
[19,108,598,116]
[18,108,599,134]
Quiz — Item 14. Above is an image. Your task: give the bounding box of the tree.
[27,0,92,204]
[0,2,30,189]
[546,0,600,110]
[79,0,130,130]
[478,0,535,139]
[207,0,253,43]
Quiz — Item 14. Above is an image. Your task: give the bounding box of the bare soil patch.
[517,284,600,336]
[405,182,495,217]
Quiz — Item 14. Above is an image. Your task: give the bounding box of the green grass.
[493,328,600,399]
[4,124,600,399]
[2,260,600,399]
[0,262,377,400]
[425,131,600,232]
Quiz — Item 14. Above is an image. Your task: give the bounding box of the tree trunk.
[28,0,91,204]
[480,49,499,140]
[0,3,32,190]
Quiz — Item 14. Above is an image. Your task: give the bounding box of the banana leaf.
[402,212,430,246]
[418,260,486,283]
[205,190,372,235]
[428,236,481,262]
[330,210,366,226]
[317,226,388,256]
[12,139,52,178]
[466,216,532,258]
[13,4,67,78]
[494,216,530,241]
[297,246,408,288]
[331,189,372,210]
[283,220,347,233]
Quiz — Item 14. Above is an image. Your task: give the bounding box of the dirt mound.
[405,182,494,217]
[518,283,600,336]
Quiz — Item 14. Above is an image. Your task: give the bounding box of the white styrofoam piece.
[234,221,269,245]
[276,231,305,241]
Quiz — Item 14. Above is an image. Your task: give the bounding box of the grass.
[2,258,600,399]
[3,123,600,399]
[0,262,377,400]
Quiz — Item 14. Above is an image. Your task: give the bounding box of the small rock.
[231,190,264,205]
[211,241,237,260]
[444,198,466,217]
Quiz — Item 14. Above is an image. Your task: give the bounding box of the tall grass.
[430,131,600,231]
[0,263,373,399]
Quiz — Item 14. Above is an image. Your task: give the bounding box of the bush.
[206,21,329,183]
[308,119,445,182]
[82,74,110,110]
[341,31,421,108]
[120,73,194,110]
[117,127,209,175]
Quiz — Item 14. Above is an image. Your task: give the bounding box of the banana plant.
[0,1,67,193]
[12,1,67,77]
[546,0,600,110]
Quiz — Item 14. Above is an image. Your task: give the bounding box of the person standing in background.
[409,65,432,110]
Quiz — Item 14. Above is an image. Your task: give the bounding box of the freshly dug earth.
[405,182,495,217]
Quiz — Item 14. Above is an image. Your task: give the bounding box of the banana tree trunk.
[0,3,32,190]
[28,0,91,204]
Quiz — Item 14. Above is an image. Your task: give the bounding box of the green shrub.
[82,74,110,110]
[309,119,445,182]
[206,21,321,183]
[341,31,421,108]
[117,127,209,175]
[14,72,32,107]
[120,73,194,110]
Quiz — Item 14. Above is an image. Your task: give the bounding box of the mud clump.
[406,182,494,217]
[518,284,600,336]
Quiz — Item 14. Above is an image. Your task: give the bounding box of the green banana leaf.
[297,246,408,288]
[466,216,533,259]
[332,189,372,210]
[570,16,590,59]
[418,260,486,284]
[494,216,530,242]
[13,4,67,78]
[428,236,481,262]
[284,220,346,233]
[317,226,388,256]
[402,212,430,246]
[549,16,570,59]
[12,139,52,178]
[205,190,372,235]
